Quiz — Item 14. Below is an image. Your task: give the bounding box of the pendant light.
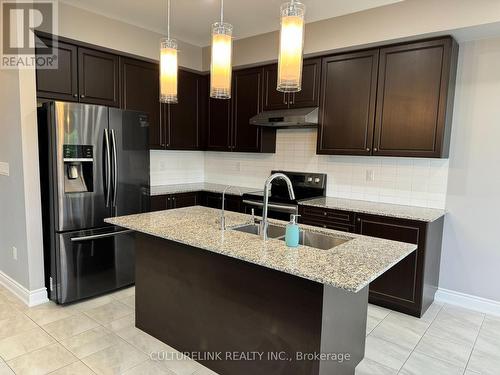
[160,0,178,103]
[277,0,305,92]
[210,0,233,99]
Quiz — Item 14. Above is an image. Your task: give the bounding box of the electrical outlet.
[12,246,17,261]
[366,170,375,182]
[0,162,9,176]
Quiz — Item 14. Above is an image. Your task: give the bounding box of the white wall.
[52,2,203,70]
[202,0,500,69]
[440,37,500,302]
[202,129,448,209]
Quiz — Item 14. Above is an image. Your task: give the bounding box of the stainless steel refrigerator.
[37,101,150,304]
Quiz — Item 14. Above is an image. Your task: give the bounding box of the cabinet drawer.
[299,217,354,233]
[300,205,355,225]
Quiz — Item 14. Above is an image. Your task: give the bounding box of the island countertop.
[105,206,416,293]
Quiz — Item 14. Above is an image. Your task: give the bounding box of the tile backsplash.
[152,129,449,209]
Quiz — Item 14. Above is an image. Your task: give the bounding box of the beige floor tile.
[109,287,135,301]
[364,335,412,370]
[366,315,381,336]
[426,312,481,345]
[104,314,136,333]
[481,315,500,337]
[467,331,500,375]
[70,296,115,312]
[368,304,391,321]
[400,351,464,375]
[119,295,135,308]
[0,304,19,321]
[0,315,37,340]
[6,343,77,375]
[154,355,203,375]
[193,365,219,375]
[122,360,176,375]
[42,313,100,341]
[419,302,442,323]
[415,333,473,368]
[370,313,427,351]
[82,341,148,375]
[0,359,14,375]
[24,302,77,325]
[355,358,397,375]
[84,301,133,325]
[60,327,121,359]
[441,304,485,326]
[116,326,175,356]
[50,361,96,375]
[0,327,55,361]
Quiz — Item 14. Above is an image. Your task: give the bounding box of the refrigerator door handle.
[70,229,134,242]
[103,129,112,207]
[111,129,118,208]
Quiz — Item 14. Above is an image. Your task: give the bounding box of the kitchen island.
[106,206,416,375]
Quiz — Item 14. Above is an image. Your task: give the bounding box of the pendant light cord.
[220,0,224,23]
[167,0,171,39]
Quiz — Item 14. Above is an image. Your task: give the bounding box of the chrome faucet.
[220,186,242,230]
[261,173,295,240]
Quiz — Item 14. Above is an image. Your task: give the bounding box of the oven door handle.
[71,229,134,242]
[242,200,298,213]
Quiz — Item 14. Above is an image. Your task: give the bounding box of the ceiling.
[60,0,404,47]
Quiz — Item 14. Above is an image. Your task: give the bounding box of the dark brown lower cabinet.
[200,192,242,213]
[356,214,443,317]
[298,205,444,317]
[149,192,199,212]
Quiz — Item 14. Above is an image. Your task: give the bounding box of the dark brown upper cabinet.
[232,67,275,153]
[206,96,232,151]
[373,38,458,157]
[120,57,162,149]
[165,69,205,150]
[78,48,120,107]
[36,38,78,102]
[206,67,276,153]
[317,50,379,156]
[263,58,321,111]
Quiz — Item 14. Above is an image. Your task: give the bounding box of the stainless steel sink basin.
[231,223,286,239]
[295,230,349,250]
[231,223,350,250]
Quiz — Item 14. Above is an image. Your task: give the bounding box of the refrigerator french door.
[38,101,149,304]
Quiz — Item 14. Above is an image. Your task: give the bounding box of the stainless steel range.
[242,171,327,221]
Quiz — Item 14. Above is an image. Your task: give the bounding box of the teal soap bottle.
[285,214,300,248]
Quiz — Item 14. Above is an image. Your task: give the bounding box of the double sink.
[231,222,350,250]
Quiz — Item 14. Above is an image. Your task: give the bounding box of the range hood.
[250,107,319,128]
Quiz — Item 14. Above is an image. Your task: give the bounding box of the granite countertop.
[299,197,446,222]
[106,206,416,293]
[150,183,258,196]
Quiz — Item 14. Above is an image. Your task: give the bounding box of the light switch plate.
[0,162,9,176]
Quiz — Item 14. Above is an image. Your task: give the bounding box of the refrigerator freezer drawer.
[55,227,135,304]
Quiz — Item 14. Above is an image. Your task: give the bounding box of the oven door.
[242,200,298,221]
[56,226,135,304]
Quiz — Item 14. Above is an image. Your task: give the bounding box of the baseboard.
[0,271,48,307]
[435,287,500,317]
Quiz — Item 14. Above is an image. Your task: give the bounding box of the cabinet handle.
[290,94,294,105]
[366,148,370,152]
[357,218,361,222]
[73,94,78,98]
[373,148,378,152]
[80,95,85,98]
[283,93,287,105]
[323,212,327,216]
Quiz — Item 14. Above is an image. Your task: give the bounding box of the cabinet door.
[356,214,425,315]
[289,58,321,108]
[120,58,162,149]
[317,50,378,156]
[36,38,78,101]
[206,97,232,151]
[373,38,457,157]
[150,196,168,212]
[232,67,276,153]
[263,64,288,111]
[171,192,199,209]
[168,70,202,150]
[78,48,120,107]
